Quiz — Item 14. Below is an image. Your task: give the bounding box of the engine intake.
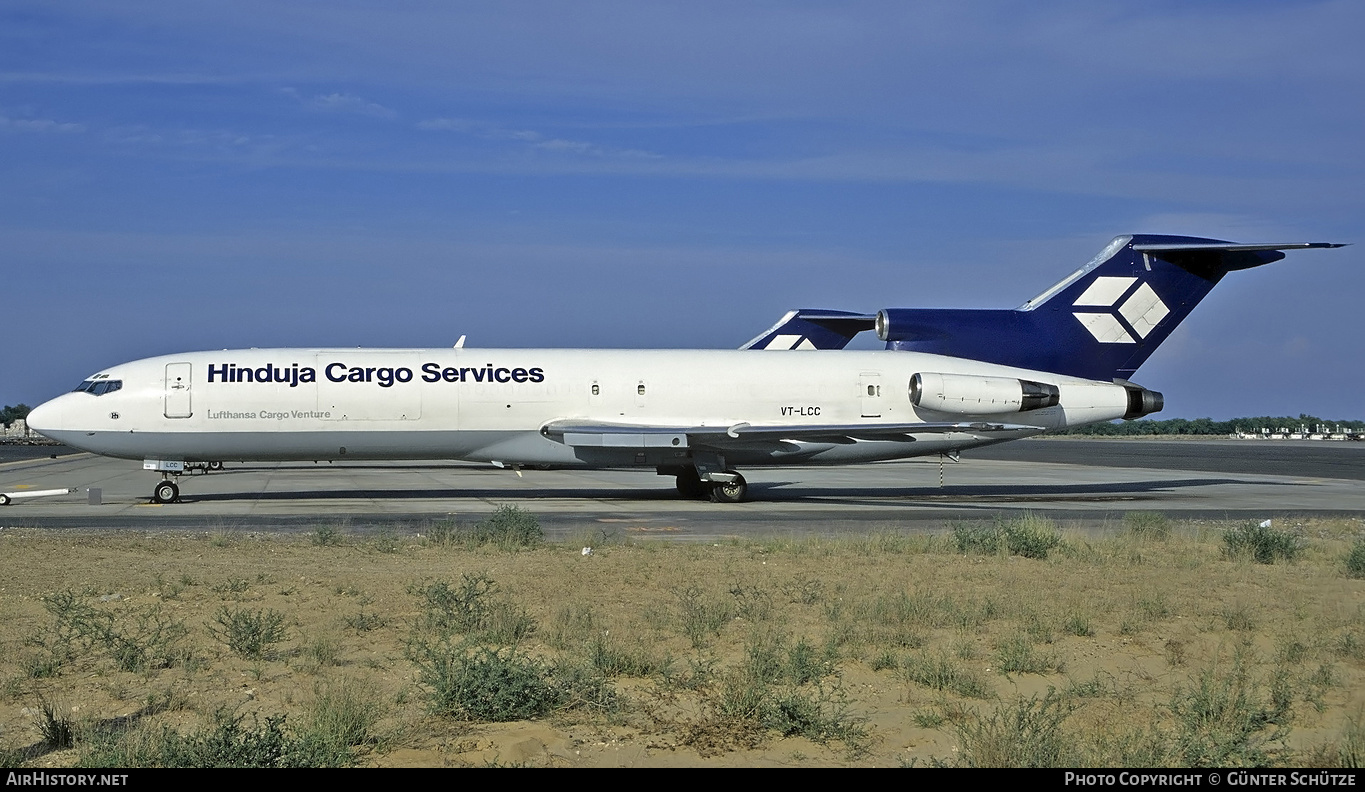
[910,372,1060,415]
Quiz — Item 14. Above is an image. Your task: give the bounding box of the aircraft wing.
[541,419,1042,449]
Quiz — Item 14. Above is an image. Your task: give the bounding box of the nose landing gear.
[144,459,186,504]
[152,479,180,504]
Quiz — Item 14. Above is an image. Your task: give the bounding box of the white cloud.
[308,92,395,119]
[417,117,661,160]
[0,115,85,133]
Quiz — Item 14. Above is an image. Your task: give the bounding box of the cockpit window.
[73,379,122,395]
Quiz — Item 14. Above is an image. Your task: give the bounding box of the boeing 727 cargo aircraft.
[25,235,1343,504]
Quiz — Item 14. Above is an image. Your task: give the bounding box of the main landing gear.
[673,467,749,503]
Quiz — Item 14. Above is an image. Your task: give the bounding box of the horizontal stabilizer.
[1131,242,1346,252]
[741,309,876,350]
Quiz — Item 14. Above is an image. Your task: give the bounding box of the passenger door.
[164,363,193,418]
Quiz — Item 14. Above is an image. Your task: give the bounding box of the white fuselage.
[28,347,1134,470]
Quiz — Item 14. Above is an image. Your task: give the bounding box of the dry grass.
[0,515,1362,767]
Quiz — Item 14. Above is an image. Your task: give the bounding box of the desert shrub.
[209,608,287,659]
[1005,514,1064,559]
[675,586,732,648]
[587,633,662,677]
[32,697,74,749]
[1063,613,1094,637]
[311,524,342,546]
[682,650,867,754]
[953,514,1061,559]
[1223,521,1302,564]
[1125,512,1172,539]
[408,644,578,722]
[76,709,356,768]
[994,634,1058,675]
[369,527,401,554]
[343,608,386,633]
[424,519,459,547]
[1345,538,1365,579]
[29,592,189,673]
[302,635,342,668]
[1169,661,1288,767]
[409,574,535,644]
[545,603,598,650]
[900,651,991,699]
[951,690,1077,767]
[469,505,543,548]
[952,522,1001,555]
[411,575,496,634]
[1222,603,1256,632]
[303,677,383,751]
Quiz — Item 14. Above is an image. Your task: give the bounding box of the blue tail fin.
[875,235,1343,381]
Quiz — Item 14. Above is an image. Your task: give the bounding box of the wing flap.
[542,419,1041,448]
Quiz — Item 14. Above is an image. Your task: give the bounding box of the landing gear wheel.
[153,480,179,504]
[675,468,705,498]
[208,461,224,471]
[709,472,748,504]
[0,494,10,506]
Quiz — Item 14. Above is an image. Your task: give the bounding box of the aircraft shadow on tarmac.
[179,476,1294,506]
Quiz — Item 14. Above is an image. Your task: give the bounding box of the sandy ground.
[1,518,1363,767]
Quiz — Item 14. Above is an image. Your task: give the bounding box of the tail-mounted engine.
[910,372,1060,415]
[1122,384,1164,419]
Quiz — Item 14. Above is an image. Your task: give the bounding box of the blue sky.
[2,1,1361,419]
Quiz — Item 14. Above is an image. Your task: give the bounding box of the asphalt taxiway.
[1,439,1361,540]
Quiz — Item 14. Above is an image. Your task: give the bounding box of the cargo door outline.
[165,363,193,418]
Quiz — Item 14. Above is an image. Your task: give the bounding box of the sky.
[2,1,1362,420]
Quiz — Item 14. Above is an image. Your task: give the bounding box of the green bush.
[303,677,383,751]
[30,592,189,674]
[410,575,496,634]
[311,524,342,546]
[1345,538,1365,579]
[900,651,992,699]
[1222,521,1302,564]
[410,644,565,722]
[209,608,288,659]
[953,514,1061,560]
[470,505,543,548]
[952,522,1001,555]
[675,586,732,649]
[76,709,355,768]
[994,634,1058,675]
[951,690,1077,767]
[1124,512,1172,540]
[1169,662,1287,767]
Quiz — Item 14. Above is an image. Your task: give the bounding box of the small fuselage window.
[73,379,123,396]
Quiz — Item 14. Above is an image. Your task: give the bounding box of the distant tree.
[1053,414,1364,436]
[1,404,31,428]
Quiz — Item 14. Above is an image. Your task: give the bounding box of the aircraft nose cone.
[25,399,62,436]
